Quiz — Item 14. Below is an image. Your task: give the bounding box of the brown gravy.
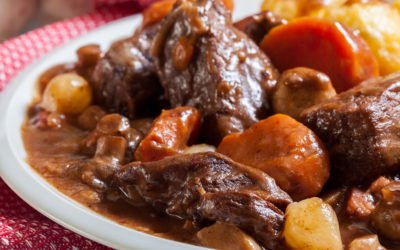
[22,121,198,245]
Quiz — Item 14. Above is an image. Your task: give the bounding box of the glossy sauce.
[22,122,198,245]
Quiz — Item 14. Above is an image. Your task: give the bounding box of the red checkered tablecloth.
[0,1,157,249]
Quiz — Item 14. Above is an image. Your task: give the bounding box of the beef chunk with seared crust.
[91,24,163,118]
[152,0,279,145]
[115,152,292,249]
[301,73,400,184]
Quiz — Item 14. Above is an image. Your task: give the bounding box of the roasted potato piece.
[217,114,330,200]
[273,67,336,119]
[41,73,92,115]
[197,222,262,250]
[261,0,346,19]
[284,197,343,250]
[261,0,302,20]
[135,106,201,162]
[313,3,400,75]
[260,17,378,92]
[349,235,386,250]
[393,0,400,11]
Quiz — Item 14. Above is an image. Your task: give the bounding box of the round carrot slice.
[260,17,378,92]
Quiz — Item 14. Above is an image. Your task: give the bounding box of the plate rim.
[0,14,207,250]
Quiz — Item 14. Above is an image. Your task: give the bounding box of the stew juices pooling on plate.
[22,0,400,249]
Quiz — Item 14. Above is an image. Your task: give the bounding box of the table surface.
[0,1,147,248]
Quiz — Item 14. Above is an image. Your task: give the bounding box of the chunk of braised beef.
[114,152,292,249]
[234,10,287,44]
[91,24,163,118]
[152,0,279,145]
[301,73,400,184]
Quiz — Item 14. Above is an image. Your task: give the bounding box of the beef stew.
[22,0,400,249]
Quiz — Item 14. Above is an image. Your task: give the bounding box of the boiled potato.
[349,235,385,250]
[261,0,302,19]
[313,3,400,75]
[284,197,343,250]
[394,0,400,12]
[197,222,261,250]
[41,73,92,115]
[261,0,346,19]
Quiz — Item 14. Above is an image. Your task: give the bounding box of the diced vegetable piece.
[284,197,343,250]
[312,3,400,75]
[135,106,201,162]
[41,73,92,115]
[261,0,346,20]
[197,222,262,250]
[371,181,400,241]
[142,0,234,28]
[272,67,336,119]
[260,17,379,92]
[349,235,386,250]
[217,114,329,201]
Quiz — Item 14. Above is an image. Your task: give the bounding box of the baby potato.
[197,222,261,250]
[284,197,343,250]
[313,3,400,75]
[261,0,346,19]
[41,73,92,115]
[261,0,303,19]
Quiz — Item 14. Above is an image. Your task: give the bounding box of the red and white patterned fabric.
[0,1,158,248]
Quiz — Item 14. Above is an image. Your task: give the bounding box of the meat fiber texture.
[115,152,292,249]
[91,24,163,118]
[152,0,279,145]
[301,73,400,184]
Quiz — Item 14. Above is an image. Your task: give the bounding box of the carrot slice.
[135,106,200,162]
[217,114,330,200]
[260,17,378,92]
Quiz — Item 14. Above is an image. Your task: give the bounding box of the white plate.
[0,1,264,249]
